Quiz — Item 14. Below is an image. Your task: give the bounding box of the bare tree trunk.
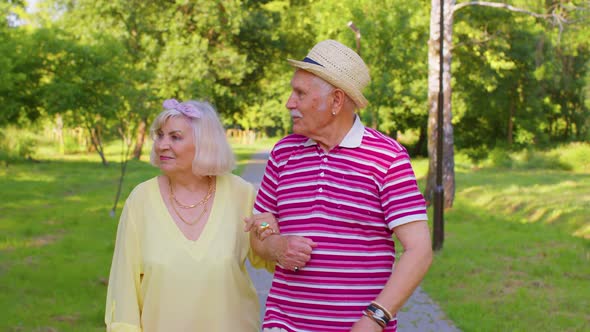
[132,117,147,160]
[508,101,515,146]
[110,136,132,218]
[425,0,455,208]
[110,119,136,217]
[86,124,108,166]
[56,113,65,155]
[424,0,566,208]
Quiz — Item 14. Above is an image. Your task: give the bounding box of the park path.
[242,151,461,332]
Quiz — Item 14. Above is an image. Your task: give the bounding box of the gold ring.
[259,222,270,231]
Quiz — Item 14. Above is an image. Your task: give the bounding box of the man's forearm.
[375,243,433,315]
[371,220,433,316]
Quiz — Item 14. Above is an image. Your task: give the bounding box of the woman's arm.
[105,202,143,332]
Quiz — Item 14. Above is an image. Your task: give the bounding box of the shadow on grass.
[424,200,590,332]
[455,168,590,239]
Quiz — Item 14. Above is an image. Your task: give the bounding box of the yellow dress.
[105,175,272,332]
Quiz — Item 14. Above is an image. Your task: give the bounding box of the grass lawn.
[1,140,588,331]
[414,149,590,332]
[0,139,273,332]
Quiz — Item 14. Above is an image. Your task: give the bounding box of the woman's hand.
[244,212,280,241]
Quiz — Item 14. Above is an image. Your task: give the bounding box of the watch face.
[374,308,385,318]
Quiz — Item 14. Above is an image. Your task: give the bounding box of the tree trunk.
[87,124,108,166]
[423,0,569,208]
[425,0,455,208]
[508,100,515,146]
[132,117,147,160]
[56,113,64,155]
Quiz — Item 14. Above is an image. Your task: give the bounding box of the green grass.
[414,143,590,332]
[1,140,589,331]
[0,139,273,332]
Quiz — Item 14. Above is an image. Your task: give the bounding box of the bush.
[463,146,489,165]
[547,142,590,173]
[458,143,589,172]
[487,147,513,168]
[513,149,572,171]
[0,127,38,161]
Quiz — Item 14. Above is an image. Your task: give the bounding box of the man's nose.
[285,93,296,109]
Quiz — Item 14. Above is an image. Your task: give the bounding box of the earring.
[331,111,336,116]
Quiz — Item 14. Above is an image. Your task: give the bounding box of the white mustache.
[290,110,303,118]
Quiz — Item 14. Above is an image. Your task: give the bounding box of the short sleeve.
[253,151,280,216]
[381,150,428,229]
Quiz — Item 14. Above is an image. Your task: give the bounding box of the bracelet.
[363,301,392,328]
[371,301,393,320]
[363,308,386,328]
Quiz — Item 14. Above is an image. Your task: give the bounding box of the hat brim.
[287,59,369,109]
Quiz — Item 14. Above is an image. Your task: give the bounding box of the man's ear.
[330,89,346,115]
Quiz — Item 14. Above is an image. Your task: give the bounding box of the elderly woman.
[105,99,276,332]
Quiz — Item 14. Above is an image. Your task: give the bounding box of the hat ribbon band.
[303,57,324,67]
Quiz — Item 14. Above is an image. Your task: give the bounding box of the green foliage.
[550,142,590,173]
[0,126,38,161]
[461,142,589,171]
[453,2,590,151]
[0,27,45,125]
[513,149,572,171]
[462,146,489,164]
[0,0,588,163]
[487,146,513,168]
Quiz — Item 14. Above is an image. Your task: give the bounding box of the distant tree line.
[1,0,588,167]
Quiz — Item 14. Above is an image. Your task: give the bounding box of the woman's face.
[154,116,196,175]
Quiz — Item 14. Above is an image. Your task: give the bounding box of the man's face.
[285,70,333,137]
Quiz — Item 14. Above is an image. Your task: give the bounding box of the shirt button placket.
[318,156,327,194]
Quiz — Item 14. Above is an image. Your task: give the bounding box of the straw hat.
[288,39,371,109]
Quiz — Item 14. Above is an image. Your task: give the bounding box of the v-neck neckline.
[153,176,222,247]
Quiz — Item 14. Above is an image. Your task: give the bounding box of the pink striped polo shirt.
[254,117,428,332]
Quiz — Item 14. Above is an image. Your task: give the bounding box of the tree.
[39,29,130,165]
[424,0,588,208]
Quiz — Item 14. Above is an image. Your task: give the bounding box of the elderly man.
[247,39,432,332]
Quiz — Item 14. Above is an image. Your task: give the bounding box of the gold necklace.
[168,177,215,226]
[169,177,214,209]
[170,196,210,225]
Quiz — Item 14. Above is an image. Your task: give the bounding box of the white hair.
[149,100,235,176]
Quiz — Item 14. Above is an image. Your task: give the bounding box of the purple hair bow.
[162,99,202,118]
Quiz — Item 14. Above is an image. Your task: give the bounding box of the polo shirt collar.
[303,115,365,148]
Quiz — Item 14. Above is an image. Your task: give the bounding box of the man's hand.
[272,235,317,271]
